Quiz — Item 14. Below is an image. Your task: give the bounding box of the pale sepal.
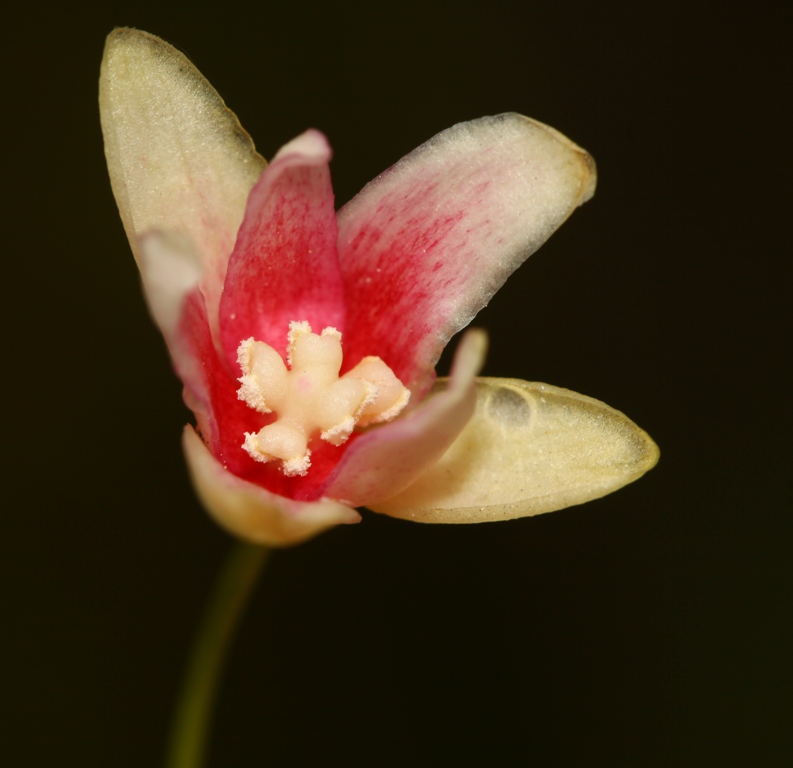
[99,28,265,339]
[182,427,361,546]
[324,329,488,507]
[370,379,659,522]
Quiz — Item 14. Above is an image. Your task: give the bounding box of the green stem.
[165,541,270,768]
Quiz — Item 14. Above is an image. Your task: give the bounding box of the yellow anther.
[237,321,410,476]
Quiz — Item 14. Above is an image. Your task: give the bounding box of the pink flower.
[100,29,658,545]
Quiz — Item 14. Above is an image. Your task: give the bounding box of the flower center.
[237,321,410,476]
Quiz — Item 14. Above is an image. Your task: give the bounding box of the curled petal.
[324,329,488,507]
[99,28,265,339]
[337,113,595,392]
[183,426,360,546]
[370,380,659,522]
[219,130,346,368]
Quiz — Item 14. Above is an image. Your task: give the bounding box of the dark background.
[3,1,791,766]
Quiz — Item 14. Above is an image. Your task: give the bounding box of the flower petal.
[182,426,361,546]
[99,28,265,339]
[370,379,659,522]
[323,329,488,507]
[336,114,595,392]
[219,130,345,368]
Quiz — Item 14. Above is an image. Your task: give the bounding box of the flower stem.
[165,541,270,768]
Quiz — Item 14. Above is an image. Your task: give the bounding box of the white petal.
[182,427,361,547]
[370,379,659,522]
[99,28,265,336]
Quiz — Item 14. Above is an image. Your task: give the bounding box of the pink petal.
[336,114,596,393]
[99,29,265,343]
[182,426,361,546]
[219,130,346,370]
[323,329,488,507]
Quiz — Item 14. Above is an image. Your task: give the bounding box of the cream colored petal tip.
[182,427,360,546]
[370,378,659,523]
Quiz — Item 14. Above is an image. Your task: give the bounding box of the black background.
[3,1,791,766]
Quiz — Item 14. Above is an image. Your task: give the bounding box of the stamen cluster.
[237,321,410,476]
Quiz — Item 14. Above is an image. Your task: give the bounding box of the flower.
[100,29,658,546]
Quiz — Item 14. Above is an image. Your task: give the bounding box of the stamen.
[237,322,410,475]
